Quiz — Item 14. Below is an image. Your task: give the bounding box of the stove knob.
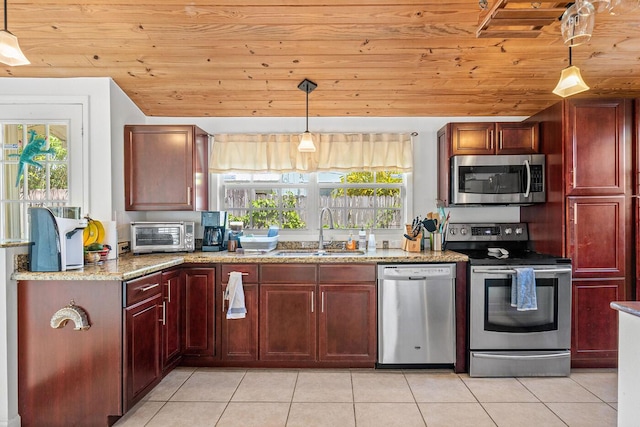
[504,228,513,235]
[459,228,467,235]
[515,227,523,235]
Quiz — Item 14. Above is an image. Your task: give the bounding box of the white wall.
[0,246,27,427]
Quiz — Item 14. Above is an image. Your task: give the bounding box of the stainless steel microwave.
[131,221,195,254]
[451,154,546,205]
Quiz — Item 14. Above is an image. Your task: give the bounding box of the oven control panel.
[446,223,528,242]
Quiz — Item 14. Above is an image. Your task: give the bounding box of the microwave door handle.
[523,159,531,198]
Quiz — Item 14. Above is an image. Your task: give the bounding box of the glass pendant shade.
[561,3,595,46]
[0,30,29,66]
[298,131,316,152]
[553,65,590,97]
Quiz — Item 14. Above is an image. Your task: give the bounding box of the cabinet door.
[161,269,182,371]
[221,283,259,361]
[496,122,539,154]
[318,284,376,362]
[450,122,495,155]
[565,99,630,196]
[567,196,626,279]
[571,278,622,368]
[220,263,259,361]
[259,284,317,361]
[124,293,162,410]
[182,268,216,356]
[124,125,208,211]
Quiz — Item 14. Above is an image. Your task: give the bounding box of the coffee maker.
[201,211,227,251]
[28,207,88,271]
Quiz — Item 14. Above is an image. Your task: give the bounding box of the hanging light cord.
[305,86,309,132]
[569,45,573,66]
[4,0,7,31]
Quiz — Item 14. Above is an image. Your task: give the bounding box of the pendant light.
[297,78,317,152]
[553,46,589,97]
[0,0,29,66]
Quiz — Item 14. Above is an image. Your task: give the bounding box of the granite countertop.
[12,249,468,282]
[610,301,640,318]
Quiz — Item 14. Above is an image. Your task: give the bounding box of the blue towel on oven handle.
[511,267,538,311]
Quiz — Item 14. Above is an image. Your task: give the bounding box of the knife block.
[402,224,422,252]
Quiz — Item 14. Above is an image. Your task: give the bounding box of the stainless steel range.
[446,223,572,377]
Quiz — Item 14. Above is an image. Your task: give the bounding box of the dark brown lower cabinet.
[220,264,259,361]
[124,293,163,410]
[161,269,182,371]
[259,283,317,361]
[182,268,216,356]
[318,284,376,362]
[18,280,123,427]
[571,278,623,368]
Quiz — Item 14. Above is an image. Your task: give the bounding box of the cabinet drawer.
[221,264,258,284]
[261,264,317,283]
[125,272,163,306]
[319,264,376,283]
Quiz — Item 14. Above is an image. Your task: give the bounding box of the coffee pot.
[201,211,227,251]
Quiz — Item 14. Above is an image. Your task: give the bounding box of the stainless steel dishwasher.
[377,264,456,366]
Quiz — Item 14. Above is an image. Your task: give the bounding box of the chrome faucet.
[318,207,334,251]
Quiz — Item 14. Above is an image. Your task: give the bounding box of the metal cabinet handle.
[499,130,503,150]
[187,186,192,206]
[161,301,166,325]
[139,283,159,292]
[321,291,325,313]
[222,286,226,312]
[311,291,314,313]
[489,130,494,150]
[166,282,171,303]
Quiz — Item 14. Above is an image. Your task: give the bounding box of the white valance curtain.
[209,133,413,173]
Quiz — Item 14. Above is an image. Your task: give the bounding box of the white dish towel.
[225,272,247,319]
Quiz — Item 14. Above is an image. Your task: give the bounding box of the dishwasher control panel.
[379,264,455,279]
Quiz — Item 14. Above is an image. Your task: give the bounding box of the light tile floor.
[114,368,618,427]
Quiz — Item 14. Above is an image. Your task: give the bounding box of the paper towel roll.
[102,220,118,260]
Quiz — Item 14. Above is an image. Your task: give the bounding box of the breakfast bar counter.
[610,301,640,427]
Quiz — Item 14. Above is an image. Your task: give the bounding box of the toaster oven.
[131,221,195,254]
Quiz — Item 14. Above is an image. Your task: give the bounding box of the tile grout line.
[514,376,570,427]
[402,370,428,427]
[142,367,199,427]
[214,368,248,427]
[457,373,499,426]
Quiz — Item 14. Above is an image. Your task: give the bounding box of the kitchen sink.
[273,249,366,257]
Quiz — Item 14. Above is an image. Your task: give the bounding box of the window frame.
[0,102,85,241]
[219,171,412,239]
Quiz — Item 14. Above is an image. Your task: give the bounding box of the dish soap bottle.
[358,227,367,250]
[346,233,356,250]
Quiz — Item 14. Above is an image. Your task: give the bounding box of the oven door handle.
[472,268,573,275]
[473,351,570,360]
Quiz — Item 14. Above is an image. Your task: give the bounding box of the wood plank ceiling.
[4,0,640,117]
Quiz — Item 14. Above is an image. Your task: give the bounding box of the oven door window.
[484,277,558,333]
[136,226,181,246]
